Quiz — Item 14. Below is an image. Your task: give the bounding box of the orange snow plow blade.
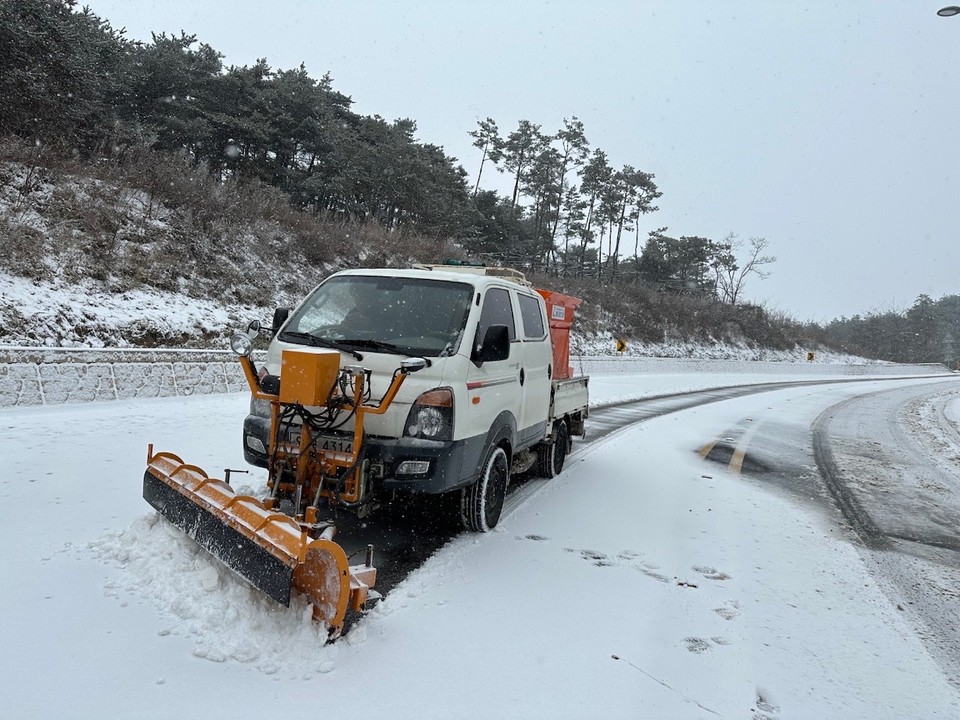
[143,446,375,638]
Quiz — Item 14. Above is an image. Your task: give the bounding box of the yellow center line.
[698,440,718,459]
[729,421,762,474]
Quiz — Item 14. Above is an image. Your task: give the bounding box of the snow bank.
[574,355,947,378]
[572,330,873,363]
[89,514,339,675]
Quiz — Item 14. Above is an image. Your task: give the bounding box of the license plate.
[315,435,354,455]
[286,430,353,455]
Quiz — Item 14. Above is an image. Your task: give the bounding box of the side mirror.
[472,324,510,366]
[247,319,261,334]
[400,357,428,373]
[272,307,291,335]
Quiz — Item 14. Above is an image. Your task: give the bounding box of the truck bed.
[550,375,589,431]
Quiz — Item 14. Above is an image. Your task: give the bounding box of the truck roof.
[331,266,536,292]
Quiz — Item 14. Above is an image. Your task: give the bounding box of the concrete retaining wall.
[0,347,258,407]
[0,347,950,408]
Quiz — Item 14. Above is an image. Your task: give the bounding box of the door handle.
[519,368,525,386]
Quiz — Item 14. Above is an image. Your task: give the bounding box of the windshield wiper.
[339,338,432,366]
[278,331,363,361]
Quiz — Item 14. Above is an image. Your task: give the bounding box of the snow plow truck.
[143,263,589,636]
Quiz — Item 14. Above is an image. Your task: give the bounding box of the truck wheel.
[537,421,568,479]
[461,445,509,532]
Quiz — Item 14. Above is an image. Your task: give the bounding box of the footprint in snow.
[713,601,740,621]
[683,637,731,653]
[683,637,712,653]
[561,547,616,567]
[578,549,606,560]
[753,688,781,720]
[636,567,670,583]
[522,534,549,541]
[579,549,612,566]
[564,547,671,572]
[693,565,731,581]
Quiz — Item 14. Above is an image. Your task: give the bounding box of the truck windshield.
[281,275,474,358]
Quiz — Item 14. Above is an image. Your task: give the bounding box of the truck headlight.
[411,407,444,436]
[405,388,453,442]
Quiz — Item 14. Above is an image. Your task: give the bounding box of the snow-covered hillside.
[2,267,879,367]
[0,158,325,347]
[0,270,261,347]
[1,156,837,356]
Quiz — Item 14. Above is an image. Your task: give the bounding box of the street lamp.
[938,6,960,16]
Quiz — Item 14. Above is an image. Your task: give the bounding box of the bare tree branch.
[713,234,775,304]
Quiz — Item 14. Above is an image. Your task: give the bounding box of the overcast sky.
[85,0,960,322]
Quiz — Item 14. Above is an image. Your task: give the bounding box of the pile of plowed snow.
[88,513,346,674]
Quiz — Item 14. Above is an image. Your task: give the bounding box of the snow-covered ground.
[2,370,959,718]
[581,366,944,408]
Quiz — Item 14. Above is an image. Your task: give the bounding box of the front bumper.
[242,415,486,495]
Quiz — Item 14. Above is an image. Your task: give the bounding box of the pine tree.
[468,117,503,196]
[502,120,547,209]
[0,0,129,152]
[576,149,612,277]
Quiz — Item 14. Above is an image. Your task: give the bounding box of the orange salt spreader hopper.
[536,288,582,380]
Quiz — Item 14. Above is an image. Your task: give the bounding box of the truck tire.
[537,420,568,479]
[461,445,509,532]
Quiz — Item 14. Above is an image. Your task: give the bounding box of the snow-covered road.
[814,382,960,687]
[2,371,959,718]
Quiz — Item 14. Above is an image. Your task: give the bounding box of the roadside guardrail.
[0,346,950,408]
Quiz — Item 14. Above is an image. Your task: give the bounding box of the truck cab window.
[477,288,516,348]
[283,276,473,357]
[518,294,546,339]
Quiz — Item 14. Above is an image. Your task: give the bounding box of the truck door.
[466,286,522,445]
[515,291,552,446]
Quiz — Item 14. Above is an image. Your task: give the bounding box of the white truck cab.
[242,264,589,530]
